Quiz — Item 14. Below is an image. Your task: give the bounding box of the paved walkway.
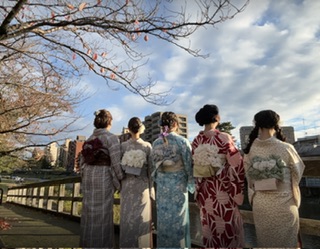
[0,203,80,248]
[1,202,320,248]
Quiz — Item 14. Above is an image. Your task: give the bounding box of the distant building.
[142,112,188,144]
[44,142,59,167]
[239,126,295,151]
[66,135,86,172]
[118,127,131,143]
[294,135,320,189]
[294,135,320,157]
[57,139,71,168]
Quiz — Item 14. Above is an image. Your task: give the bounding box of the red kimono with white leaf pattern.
[191,129,245,248]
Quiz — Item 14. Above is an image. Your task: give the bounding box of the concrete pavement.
[0,203,80,248]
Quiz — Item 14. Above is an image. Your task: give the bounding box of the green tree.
[0,155,26,173]
[217,121,235,135]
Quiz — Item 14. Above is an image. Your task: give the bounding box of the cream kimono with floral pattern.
[244,136,305,248]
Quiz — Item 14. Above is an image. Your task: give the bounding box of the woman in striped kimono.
[192,104,245,248]
[152,111,195,248]
[79,109,124,248]
[119,117,154,248]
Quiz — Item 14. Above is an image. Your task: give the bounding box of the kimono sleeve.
[287,144,305,207]
[226,135,245,205]
[151,138,163,181]
[108,134,124,181]
[180,137,195,194]
[146,143,155,200]
[243,154,254,206]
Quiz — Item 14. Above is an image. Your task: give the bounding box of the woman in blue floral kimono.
[119,117,154,248]
[152,111,194,248]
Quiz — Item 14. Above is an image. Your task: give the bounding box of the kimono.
[79,128,124,248]
[244,137,305,247]
[152,132,194,248]
[119,138,154,248]
[191,129,245,248]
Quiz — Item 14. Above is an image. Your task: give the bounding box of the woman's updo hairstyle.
[159,111,179,130]
[93,109,112,129]
[243,110,286,154]
[195,104,219,126]
[159,112,179,144]
[128,117,145,134]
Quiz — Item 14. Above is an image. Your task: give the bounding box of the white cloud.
[64,0,320,145]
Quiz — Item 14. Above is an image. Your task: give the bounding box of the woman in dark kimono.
[192,104,245,248]
[79,109,124,248]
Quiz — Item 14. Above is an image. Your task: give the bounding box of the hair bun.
[195,104,219,126]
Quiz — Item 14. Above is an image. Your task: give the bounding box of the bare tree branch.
[1,0,249,104]
[0,0,249,158]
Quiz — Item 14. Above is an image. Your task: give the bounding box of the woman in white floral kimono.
[119,117,154,248]
[243,110,305,248]
[192,104,245,248]
[152,111,194,248]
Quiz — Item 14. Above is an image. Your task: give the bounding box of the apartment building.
[66,135,86,172]
[44,142,59,167]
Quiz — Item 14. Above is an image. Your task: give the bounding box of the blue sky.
[68,0,320,145]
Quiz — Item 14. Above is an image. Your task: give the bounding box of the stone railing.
[6,176,84,220]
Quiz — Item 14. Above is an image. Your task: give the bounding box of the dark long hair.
[243,110,286,154]
[128,117,144,134]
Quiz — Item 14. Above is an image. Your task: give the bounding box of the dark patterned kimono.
[80,128,123,248]
[192,129,245,248]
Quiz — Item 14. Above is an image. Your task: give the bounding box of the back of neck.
[259,128,275,140]
[204,123,218,132]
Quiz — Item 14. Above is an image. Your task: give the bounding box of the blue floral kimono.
[152,132,194,248]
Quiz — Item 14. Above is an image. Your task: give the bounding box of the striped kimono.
[80,128,124,248]
[192,129,245,248]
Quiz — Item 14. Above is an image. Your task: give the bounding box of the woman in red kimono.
[191,104,245,248]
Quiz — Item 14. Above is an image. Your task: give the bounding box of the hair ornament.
[159,125,169,139]
[94,110,101,116]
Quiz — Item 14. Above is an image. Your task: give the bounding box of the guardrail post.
[39,186,45,208]
[71,182,81,216]
[58,184,65,213]
[47,186,54,210]
[0,188,3,205]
